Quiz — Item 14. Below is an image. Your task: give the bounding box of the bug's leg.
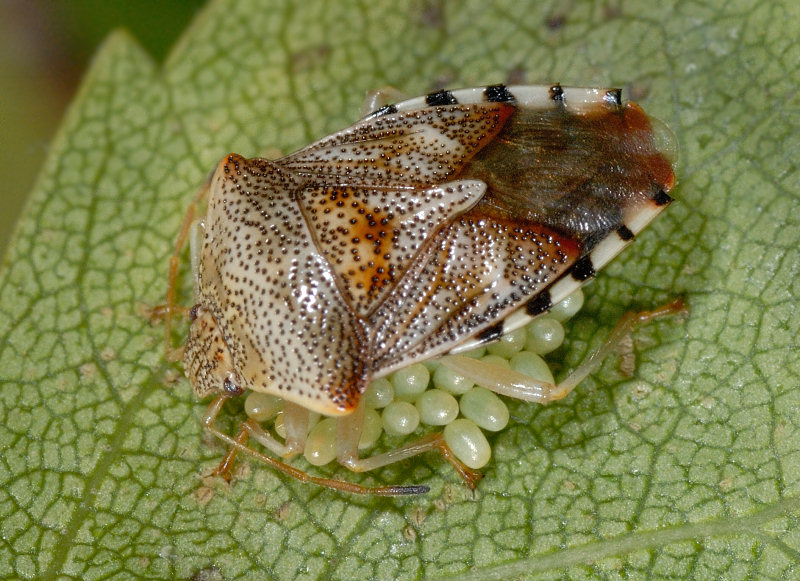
[202,395,428,496]
[211,421,292,482]
[440,297,688,404]
[336,401,482,489]
[229,400,310,459]
[235,420,293,457]
[360,86,407,116]
[281,401,310,456]
[149,179,211,362]
[211,424,248,482]
[213,400,310,479]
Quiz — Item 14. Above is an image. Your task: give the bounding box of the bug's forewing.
[191,106,520,416]
[369,214,579,370]
[293,180,487,317]
[281,104,515,188]
[196,96,674,415]
[285,98,675,377]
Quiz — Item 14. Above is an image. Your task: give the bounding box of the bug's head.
[183,304,245,399]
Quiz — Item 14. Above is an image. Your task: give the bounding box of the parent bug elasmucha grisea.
[159,84,684,496]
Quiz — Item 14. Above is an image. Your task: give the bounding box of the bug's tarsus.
[212,425,246,482]
[382,484,431,496]
[638,296,689,321]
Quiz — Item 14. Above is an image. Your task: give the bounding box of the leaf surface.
[2,0,799,579]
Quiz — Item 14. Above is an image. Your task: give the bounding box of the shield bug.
[159,84,683,496]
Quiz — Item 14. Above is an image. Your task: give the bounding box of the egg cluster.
[243,289,584,472]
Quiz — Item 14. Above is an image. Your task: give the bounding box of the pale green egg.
[244,391,282,422]
[524,316,565,355]
[486,326,527,357]
[459,345,486,359]
[381,401,420,436]
[432,363,474,395]
[364,377,394,409]
[459,387,509,432]
[304,417,337,466]
[548,288,584,322]
[359,408,384,450]
[443,419,491,469]
[391,363,430,402]
[415,389,459,426]
[510,350,555,384]
[480,354,511,369]
[273,411,285,439]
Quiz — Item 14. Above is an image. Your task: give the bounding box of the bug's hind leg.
[202,395,429,496]
[440,297,688,404]
[335,401,483,489]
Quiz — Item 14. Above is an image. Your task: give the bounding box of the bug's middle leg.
[335,400,482,489]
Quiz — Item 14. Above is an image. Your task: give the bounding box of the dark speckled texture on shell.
[183,86,675,415]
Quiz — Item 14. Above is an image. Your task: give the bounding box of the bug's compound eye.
[223,375,245,397]
[189,304,201,322]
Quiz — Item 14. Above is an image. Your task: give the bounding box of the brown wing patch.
[458,102,676,250]
[298,180,486,316]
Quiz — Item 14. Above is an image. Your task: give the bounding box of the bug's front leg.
[203,395,428,496]
[148,179,212,362]
[440,298,688,404]
[226,400,310,459]
[211,400,311,481]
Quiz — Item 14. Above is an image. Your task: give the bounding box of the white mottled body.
[184,84,675,418]
[171,84,681,494]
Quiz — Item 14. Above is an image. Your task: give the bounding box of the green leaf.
[2,0,799,578]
